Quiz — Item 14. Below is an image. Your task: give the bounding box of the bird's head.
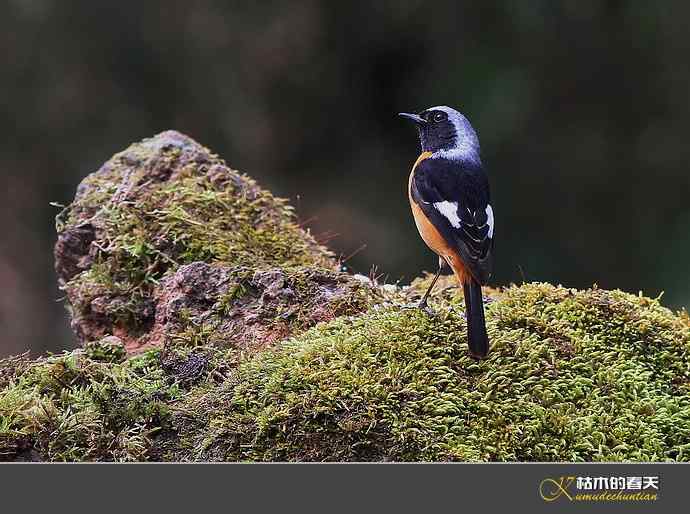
[399,105,480,163]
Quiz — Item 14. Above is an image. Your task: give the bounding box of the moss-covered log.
[1,132,689,462]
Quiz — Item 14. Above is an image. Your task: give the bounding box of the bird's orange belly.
[409,198,447,255]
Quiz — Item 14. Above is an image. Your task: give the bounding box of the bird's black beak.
[398,112,426,126]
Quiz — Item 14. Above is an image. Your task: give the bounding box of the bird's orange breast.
[408,152,470,284]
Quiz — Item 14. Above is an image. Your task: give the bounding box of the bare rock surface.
[144,262,379,354]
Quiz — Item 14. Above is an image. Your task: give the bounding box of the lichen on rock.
[150,262,381,353]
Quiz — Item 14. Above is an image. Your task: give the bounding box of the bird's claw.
[400,302,436,317]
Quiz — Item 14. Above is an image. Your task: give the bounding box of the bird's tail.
[462,279,489,359]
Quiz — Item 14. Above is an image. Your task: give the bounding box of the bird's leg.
[417,262,443,310]
[401,258,448,315]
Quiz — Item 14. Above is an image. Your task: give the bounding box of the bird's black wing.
[411,157,494,284]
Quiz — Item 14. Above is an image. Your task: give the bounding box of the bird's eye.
[433,112,446,122]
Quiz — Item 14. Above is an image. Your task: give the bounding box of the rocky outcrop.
[54,131,336,353]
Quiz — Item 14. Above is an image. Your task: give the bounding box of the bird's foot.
[400,300,436,317]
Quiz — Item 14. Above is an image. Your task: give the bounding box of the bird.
[399,106,494,359]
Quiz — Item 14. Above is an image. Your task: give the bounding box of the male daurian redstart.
[399,106,494,359]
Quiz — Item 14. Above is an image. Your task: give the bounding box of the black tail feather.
[462,279,489,359]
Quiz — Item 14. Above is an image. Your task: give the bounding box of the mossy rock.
[3,131,689,461]
[2,283,688,461]
[54,131,334,349]
[165,283,690,461]
[149,262,382,353]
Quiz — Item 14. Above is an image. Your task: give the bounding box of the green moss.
[0,349,175,461]
[96,171,330,273]
[169,283,690,462]
[84,337,127,363]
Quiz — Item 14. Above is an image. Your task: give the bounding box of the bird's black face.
[399,109,458,152]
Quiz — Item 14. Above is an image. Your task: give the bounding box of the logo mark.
[539,476,575,502]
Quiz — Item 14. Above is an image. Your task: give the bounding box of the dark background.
[2,1,689,357]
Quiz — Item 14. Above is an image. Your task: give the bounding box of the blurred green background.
[2,1,689,357]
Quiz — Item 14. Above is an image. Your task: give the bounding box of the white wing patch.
[433,201,461,228]
[433,200,493,239]
[485,204,494,239]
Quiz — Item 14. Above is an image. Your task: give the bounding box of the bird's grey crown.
[425,105,481,165]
